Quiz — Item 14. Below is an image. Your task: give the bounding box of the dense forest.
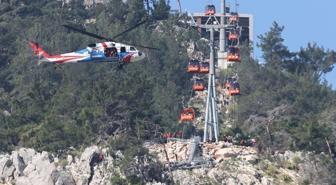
[237,22,336,155]
[0,0,335,163]
[0,0,194,153]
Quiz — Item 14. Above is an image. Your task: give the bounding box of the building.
[192,12,253,70]
[192,13,253,45]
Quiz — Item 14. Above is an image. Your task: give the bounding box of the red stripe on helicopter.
[51,56,85,64]
[122,53,134,63]
[101,42,108,48]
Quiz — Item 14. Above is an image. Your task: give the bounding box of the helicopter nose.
[138,52,145,59]
[131,52,145,62]
[140,52,146,60]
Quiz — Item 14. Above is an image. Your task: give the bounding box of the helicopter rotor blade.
[63,19,148,41]
[111,19,148,40]
[63,19,159,50]
[62,25,110,40]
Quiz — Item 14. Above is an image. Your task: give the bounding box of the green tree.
[152,0,170,20]
[257,22,293,70]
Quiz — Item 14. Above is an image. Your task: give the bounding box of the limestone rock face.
[0,143,333,185]
[58,0,112,8]
[11,151,25,177]
[67,145,115,185]
[0,146,115,185]
[145,141,258,164]
[51,170,76,185]
[18,148,36,165]
[186,41,206,61]
[144,140,335,185]
[16,151,56,185]
[68,146,100,185]
[144,141,191,163]
[0,155,14,183]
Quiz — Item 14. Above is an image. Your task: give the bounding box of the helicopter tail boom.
[29,41,51,59]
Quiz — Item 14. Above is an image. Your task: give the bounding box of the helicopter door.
[104,48,112,57]
[111,47,118,57]
[120,46,126,53]
[104,47,118,57]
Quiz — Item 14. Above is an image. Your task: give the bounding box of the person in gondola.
[111,47,118,57]
[104,48,112,57]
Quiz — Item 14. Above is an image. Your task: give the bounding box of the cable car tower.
[190,0,227,143]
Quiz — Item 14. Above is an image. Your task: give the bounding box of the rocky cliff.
[0,143,334,185]
[0,146,119,185]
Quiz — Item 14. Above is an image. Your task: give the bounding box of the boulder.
[11,151,26,177]
[16,151,56,185]
[69,146,100,185]
[0,146,116,185]
[0,155,14,182]
[1,165,14,182]
[51,170,76,185]
[67,155,73,165]
[18,148,36,165]
[0,155,10,174]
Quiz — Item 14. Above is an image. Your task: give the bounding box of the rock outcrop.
[0,146,115,185]
[144,140,335,185]
[0,154,14,182]
[0,143,334,185]
[144,141,191,163]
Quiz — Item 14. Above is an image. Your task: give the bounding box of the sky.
[170,0,336,88]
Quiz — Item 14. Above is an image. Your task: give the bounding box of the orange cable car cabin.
[224,81,232,89]
[199,62,209,73]
[187,59,200,73]
[193,79,206,91]
[228,31,239,41]
[228,12,239,24]
[205,4,216,15]
[179,108,195,123]
[224,77,236,88]
[225,82,240,96]
[175,131,183,138]
[227,47,241,62]
[162,132,174,139]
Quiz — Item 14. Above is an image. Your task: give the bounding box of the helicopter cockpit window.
[130,47,136,51]
[120,47,126,53]
[88,43,96,48]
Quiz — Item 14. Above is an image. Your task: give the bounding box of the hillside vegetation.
[237,23,336,155]
[0,0,335,163]
[0,0,195,152]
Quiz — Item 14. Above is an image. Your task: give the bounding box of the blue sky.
[170,0,336,88]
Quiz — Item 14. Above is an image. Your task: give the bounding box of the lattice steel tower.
[190,0,227,143]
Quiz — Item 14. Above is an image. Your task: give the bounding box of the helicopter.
[29,20,157,66]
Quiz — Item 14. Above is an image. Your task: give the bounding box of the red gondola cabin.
[224,77,236,88]
[187,59,200,73]
[193,79,205,91]
[205,5,216,15]
[228,31,239,41]
[224,81,232,88]
[227,47,241,62]
[228,12,239,25]
[225,82,240,96]
[162,132,174,139]
[199,62,209,73]
[179,108,195,123]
